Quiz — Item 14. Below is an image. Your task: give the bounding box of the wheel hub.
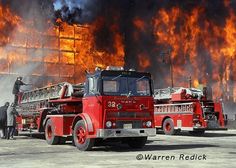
[47,125,52,139]
[165,123,171,132]
[77,127,86,144]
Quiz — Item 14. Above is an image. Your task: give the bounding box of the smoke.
[53,0,98,24]
[0,63,39,105]
[0,0,54,105]
[1,0,235,84]
[52,0,226,85]
[1,0,54,31]
[52,0,236,118]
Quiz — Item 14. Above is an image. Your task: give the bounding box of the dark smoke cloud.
[53,0,99,24]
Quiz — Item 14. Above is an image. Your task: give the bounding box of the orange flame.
[151,4,236,101]
[0,5,125,84]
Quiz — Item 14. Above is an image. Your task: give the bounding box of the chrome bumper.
[96,128,156,138]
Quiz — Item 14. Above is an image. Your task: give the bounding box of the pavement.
[227,120,236,129]
[0,130,236,168]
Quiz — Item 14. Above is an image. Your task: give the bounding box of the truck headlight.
[140,104,145,110]
[146,121,152,128]
[106,121,112,128]
[117,104,122,110]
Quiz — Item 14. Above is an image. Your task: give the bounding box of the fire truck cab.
[154,87,227,135]
[17,66,156,150]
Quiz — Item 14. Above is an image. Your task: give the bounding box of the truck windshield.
[102,76,151,96]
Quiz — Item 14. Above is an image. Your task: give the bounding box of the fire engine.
[16,66,156,150]
[154,87,227,135]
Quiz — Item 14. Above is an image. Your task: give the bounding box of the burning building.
[0,0,236,117]
[0,0,124,104]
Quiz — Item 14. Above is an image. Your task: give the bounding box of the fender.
[43,115,51,129]
[162,116,171,128]
[39,108,52,132]
[72,113,94,133]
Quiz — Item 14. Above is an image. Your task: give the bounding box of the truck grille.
[107,112,150,119]
[116,120,142,128]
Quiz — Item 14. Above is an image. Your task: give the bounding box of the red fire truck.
[16,66,156,150]
[154,87,227,135]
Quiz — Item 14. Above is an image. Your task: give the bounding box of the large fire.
[0,1,236,103]
[151,4,236,102]
[0,5,124,86]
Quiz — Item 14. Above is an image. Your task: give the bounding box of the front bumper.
[96,128,156,138]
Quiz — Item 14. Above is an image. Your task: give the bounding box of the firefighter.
[12,76,27,105]
[0,102,10,139]
[6,103,19,140]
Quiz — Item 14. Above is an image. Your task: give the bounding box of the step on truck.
[154,87,227,135]
[16,66,156,150]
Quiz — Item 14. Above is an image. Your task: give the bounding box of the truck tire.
[72,137,75,146]
[127,137,147,148]
[189,130,205,136]
[45,119,59,145]
[163,118,176,135]
[73,120,95,151]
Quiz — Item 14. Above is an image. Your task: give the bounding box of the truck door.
[83,77,102,129]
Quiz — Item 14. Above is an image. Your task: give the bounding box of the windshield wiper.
[127,91,132,98]
[136,76,146,81]
[90,90,100,96]
[112,74,122,80]
[121,91,132,98]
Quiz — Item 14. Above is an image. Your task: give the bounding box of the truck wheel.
[45,119,59,145]
[127,137,147,148]
[163,118,176,135]
[73,120,94,151]
[189,130,205,136]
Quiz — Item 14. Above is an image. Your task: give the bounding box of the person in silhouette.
[12,77,27,105]
[7,103,19,140]
[0,102,10,139]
